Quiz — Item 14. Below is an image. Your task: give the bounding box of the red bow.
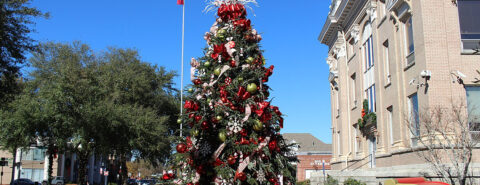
[184,100,199,111]
[255,101,270,116]
[236,86,251,101]
[218,4,246,21]
[233,19,251,30]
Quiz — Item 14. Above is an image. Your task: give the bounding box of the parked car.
[51,176,64,185]
[138,179,155,185]
[127,179,138,185]
[41,176,64,185]
[11,179,35,185]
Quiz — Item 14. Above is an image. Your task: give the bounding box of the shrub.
[296,180,310,185]
[343,178,366,185]
[325,175,339,185]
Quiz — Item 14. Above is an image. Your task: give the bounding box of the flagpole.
[180,0,185,137]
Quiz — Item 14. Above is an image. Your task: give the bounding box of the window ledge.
[384,82,392,88]
[348,53,357,63]
[461,50,480,55]
[352,104,357,111]
[377,16,387,28]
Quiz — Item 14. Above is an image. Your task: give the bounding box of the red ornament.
[189,113,195,119]
[240,137,250,145]
[225,77,232,85]
[268,140,277,151]
[361,108,366,117]
[240,129,248,137]
[236,172,247,181]
[201,121,209,130]
[187,183,193,185]
[227,156,236,165]
[230,60,236,67]
[176,143,187,153]
[258,136,265,143]
[195,115,202,122]
[193,79,202,85]
[162,174,170,180]
[269,178,277,183]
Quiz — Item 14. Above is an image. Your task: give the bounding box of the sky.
[28,0,333,143]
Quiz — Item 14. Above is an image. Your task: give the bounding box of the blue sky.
[28,0,333,143]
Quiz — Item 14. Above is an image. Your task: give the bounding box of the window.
[20,168,44,182]
[383,40,391,84]
[351,74,357,107]
[363,36,375,71]
[365,85,376,112]
[387,106,394,146]
[408,94,419,146]
[21,148,45,161]
[457,0,480,51]
[404,17,415,65]
[466,86,480,140]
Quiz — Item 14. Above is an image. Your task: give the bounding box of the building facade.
[318,0,480,183]
[1,148,110,185]
[283,133,332,182]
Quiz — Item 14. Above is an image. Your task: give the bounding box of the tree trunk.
[77,151,90,185]
[120,154,128,185]
[10,147,16,184]
[47,146,54,185]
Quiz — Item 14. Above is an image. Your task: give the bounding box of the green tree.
[0,0,47,106]
[97,48,178,185]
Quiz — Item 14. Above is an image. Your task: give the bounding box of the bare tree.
[405,102,479,185]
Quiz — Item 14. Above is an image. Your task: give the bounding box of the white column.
[44,154,49,181]
[14,149,21,180]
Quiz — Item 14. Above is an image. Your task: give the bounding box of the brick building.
[317,0,480,184]
[283,133,332,182]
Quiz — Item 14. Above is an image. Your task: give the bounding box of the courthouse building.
[318,0,480,183]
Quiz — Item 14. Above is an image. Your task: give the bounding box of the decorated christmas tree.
[172,0,298,184]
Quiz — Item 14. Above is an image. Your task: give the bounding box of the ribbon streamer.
[202,65,231,88]
[241,105,251,123]
[212,143,226,159]
[234,137,270,180]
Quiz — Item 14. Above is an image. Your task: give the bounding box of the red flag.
[177,0,184,5]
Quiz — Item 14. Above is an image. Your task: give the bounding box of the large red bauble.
[227,155,236,165]
[201,121,209,130]
[176,143,187,153]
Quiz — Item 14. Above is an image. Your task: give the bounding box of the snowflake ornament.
[199,142,212,157]
[228,117,242,133]
[257,168,266,182]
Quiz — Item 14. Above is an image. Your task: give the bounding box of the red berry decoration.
[201,121,209,130]
[230,60,236,67]
[193,79,202,85]
[176,143,187,153]
[162,174,170,180]
[237,172,247,181]
[268,140,277,151]
[227,155,236,165]
[195,115,202,122]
